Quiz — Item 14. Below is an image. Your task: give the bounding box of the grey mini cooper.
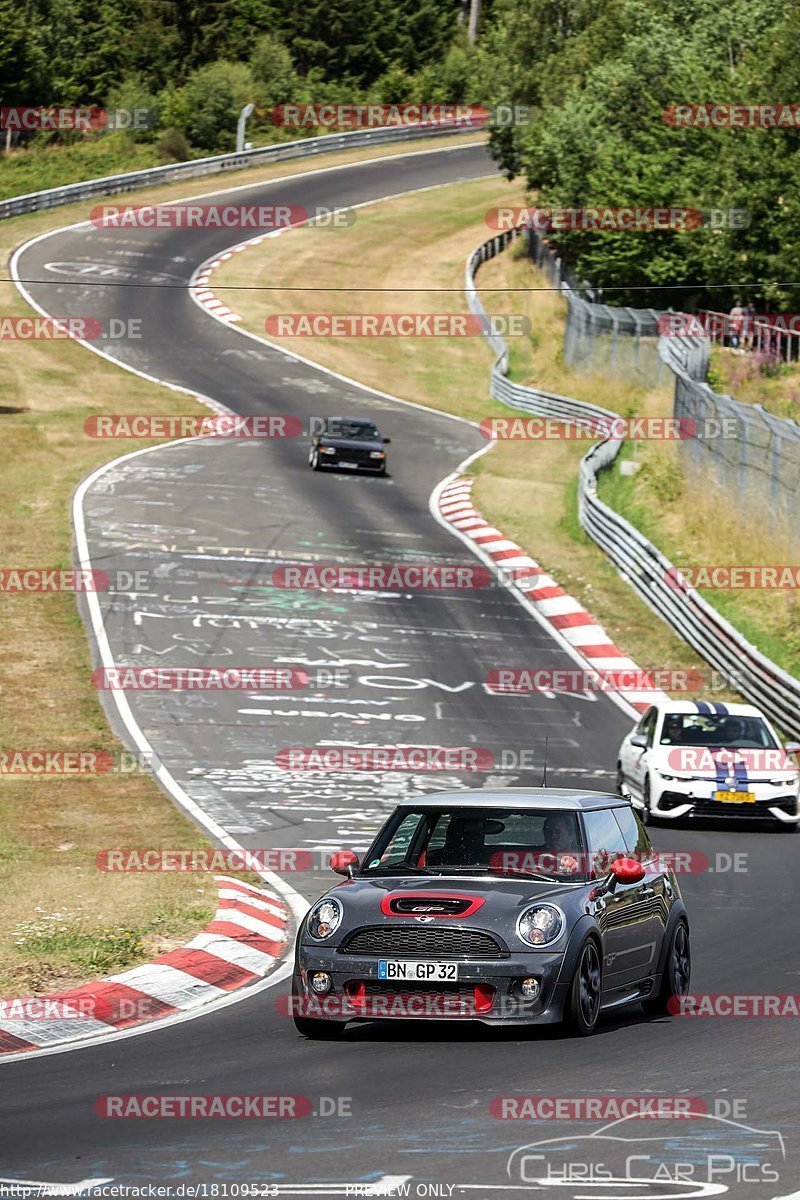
[291,789,691,1038]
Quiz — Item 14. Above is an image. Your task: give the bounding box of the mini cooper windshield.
[361,806,589,882]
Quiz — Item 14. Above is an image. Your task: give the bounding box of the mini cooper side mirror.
[630,733,648,749]
[609,857,646,885]
[329,849,359,877]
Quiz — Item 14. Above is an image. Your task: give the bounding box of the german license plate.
[378,960,458,981]
[714,790,755,804]
[339,461,358,469]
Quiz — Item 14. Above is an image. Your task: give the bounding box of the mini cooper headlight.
[307,897,343,940]
[369,450,385,459]
[517,904,564,947]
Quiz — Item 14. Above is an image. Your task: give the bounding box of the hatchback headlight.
[320,446,336,455]
[307,897,343,940]
[369,451,385,459]
[517,904,564,947]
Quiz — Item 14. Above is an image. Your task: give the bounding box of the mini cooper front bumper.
[294,943,578,1025]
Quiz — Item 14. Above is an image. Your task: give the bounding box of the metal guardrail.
[467,231,800,738]
[0,123,474,221]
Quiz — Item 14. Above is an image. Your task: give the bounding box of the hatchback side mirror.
[630,733,648,749]
[609,857,646,885]
[330,849,359,877]
[383,437,391,444]
[785,741,800,756]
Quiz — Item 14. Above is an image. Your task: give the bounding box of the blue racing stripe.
[733,757,749,791]
[710,701,729,715]
[695,700,712,715]
[714,756,727,792]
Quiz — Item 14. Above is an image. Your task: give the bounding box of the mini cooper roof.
[396,788,629,811]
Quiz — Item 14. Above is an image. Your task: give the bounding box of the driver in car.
[542,814,580,877]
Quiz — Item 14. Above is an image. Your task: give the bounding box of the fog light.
[310,972,332,994]
[520,977,540,1000]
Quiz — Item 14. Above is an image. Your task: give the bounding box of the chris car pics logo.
[505,1112,786,1198]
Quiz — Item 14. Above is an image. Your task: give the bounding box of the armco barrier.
[467,231,800,739]
[0,124,474,221]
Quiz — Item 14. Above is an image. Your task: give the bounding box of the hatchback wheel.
[643,921,691,1016]
[309,448,320,470]
[566,940,602,1036]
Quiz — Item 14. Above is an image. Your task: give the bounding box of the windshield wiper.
[485,866,566,882]
[363,864,433,875]
[430,865,565,882]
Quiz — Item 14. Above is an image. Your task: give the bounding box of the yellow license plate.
[714,790,755,804]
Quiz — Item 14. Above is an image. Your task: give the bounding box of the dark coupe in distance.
[292,789,691,1038]
[308,416,390,475]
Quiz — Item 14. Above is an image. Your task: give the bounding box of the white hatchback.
[617,699,800,829]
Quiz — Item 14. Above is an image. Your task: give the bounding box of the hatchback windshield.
[327,419,380,440]
[361,807,588,881]
[659,713,776,749]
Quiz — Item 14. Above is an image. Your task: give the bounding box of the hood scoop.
[389,895,473,916]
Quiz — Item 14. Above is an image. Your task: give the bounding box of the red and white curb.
[191,227,297,324]
[0,875,289,1055]
[437,475,667,713]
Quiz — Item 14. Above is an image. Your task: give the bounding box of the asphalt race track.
[2,141,799,1199]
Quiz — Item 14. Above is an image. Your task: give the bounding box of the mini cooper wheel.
[566,939,602,1036]
[643,920,690,1016]
[309,448,321,470]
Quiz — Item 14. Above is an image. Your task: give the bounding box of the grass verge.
[0,132,472,997]
[707,343,800,419]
